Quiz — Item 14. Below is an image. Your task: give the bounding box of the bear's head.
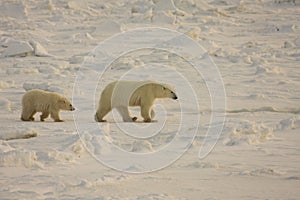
[58,97,75,111]
[153,83,177,100]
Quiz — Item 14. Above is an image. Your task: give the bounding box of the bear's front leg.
[117,106,136,122]
[50,111,63,122]
[141,105,152,123]
[95,114,107,122]
[40,111,49,121]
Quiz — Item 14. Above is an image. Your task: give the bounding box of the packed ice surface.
[0,0,300,199]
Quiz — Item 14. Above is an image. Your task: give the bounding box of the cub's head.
[58,97,75,111]
[153,83,177,100]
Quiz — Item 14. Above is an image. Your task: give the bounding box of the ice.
[1,40,34,57]
[277,116,300,131]
[0,0,27,19]
[0,0,300,199]
[0,80,14,90]
[0,97,12,111]
[0,128,38,141]
[1,39,51,57]
[29,40,51,57]
[130,140,154,152]
[223,121,274,146]
[23,82,65,94]
[0,149,40,168]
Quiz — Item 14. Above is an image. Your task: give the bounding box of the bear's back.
[23,89,61,104]
[106,80,155,107]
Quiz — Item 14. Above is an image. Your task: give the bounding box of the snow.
[1,40,34,57]
[0,0,300,199]
[1,39,50,57]
[0,128,38,141]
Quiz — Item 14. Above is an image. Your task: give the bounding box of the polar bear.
[21,89,75,122]
[95,80,177,122]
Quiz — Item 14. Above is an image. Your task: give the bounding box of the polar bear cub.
[95,80,177,123]
[21,89,75,122]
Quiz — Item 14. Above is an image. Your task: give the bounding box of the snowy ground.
[0,0,300,199]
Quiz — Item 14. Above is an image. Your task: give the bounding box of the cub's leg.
[50,110,63,122]
[21,107,36,121]
[29,111,36,121]
[40,111,49,121]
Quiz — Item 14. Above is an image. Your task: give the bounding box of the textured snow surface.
[0,0,299,199]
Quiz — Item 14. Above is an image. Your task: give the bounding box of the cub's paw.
[21,117,34,121]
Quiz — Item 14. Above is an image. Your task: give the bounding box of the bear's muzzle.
[172,94,178,100]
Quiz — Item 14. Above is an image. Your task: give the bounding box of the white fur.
[21,89,75,122]
[95,80,177,122]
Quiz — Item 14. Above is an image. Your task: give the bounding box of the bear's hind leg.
[21,108,36,121]
[29,111,36,121]
[116,106,136,122]
[95,110,109,122]
[40,111,49,121]
[95,106,111,122]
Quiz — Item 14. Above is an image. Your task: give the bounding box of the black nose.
[71,107,75,111]
[173,94,178,100]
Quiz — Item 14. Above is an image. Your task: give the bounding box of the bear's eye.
[162,86,166,90]
[70,104,72,106]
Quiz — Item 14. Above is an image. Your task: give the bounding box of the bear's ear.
[58,99,66,104]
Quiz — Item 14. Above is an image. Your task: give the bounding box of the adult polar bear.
[95,80,178,122]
